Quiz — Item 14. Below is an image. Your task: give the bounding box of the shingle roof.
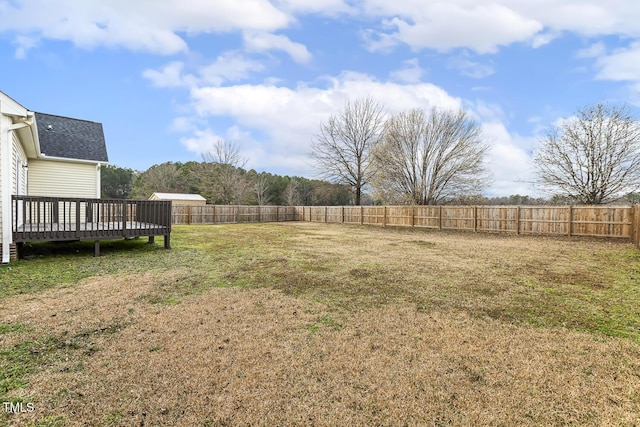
[34,112,108,162]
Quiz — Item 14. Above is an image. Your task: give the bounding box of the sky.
[1,0,639,198]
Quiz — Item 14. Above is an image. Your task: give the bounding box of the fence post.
[439,206,442,230]
[383,206,387,227]
[411,205,415,228]
[325,206,328,223]
[516,206,520,235]
[341,206,345,223]
[473,206,477,232]
[360,206,364,225]
[568,205,573,237]
[631,205,640,249]
[636,205,640,248]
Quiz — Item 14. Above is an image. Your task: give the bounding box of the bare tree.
[202,139,247,168]
[253,174,271,205]
[311,98,385,205]
[199,139,250,204]
[284,178,301,206]
[371,108,490,205]
[534,103,640,204]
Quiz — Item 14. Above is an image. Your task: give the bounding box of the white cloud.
[12,35,39,59]
[243,32,312,63]
[0,0,291,55]
[362,2,542,54]
[180,128,225,155]
[143,52,266,89]
[389,58,425,83]
[576,41,607,59]
[273,0,353,15]
[530,31,558,48]
[171,117,197,132]
[448,54,494,79]
[198,52,266,86]
[142,61,194,88]
[595,42,640,82]
[482,122,539,196]
[360,1,640,55]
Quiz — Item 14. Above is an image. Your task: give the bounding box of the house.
[1,91,107,263]
[1,91,171,263]
[149,192,207,205]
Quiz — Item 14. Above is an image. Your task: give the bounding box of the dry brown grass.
[2,223,640,426]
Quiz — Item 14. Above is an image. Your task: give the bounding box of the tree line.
[101,161,352,206]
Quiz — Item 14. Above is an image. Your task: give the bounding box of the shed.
[149,192,207,205]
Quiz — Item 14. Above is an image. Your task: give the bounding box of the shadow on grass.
[18,238,157,259]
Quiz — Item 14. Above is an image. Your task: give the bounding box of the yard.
[1,222,640,426]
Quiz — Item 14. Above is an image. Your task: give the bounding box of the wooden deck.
[12,196,172,256]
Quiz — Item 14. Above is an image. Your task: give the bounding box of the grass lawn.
[1,222,640,426]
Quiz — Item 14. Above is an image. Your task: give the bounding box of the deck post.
[148,236,155,244]
[122,200,127,233]
[76,200,81,238]
[164,234,171,249]
[94,240,100,257]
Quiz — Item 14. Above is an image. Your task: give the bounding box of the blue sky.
[1,0,639,197]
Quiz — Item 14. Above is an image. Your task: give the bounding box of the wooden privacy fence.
[297,205,638,243]
[172,205,296,225]
[172,204,640,247]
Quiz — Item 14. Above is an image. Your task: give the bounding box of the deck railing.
[12,195,172,243]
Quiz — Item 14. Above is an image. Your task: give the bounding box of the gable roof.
[34,112,108,163]
[151,192,207,201]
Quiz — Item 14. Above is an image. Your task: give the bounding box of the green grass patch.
[0,323,30,335]
[28,415,67,427]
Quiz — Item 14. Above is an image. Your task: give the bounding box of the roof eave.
[33,154,108,165]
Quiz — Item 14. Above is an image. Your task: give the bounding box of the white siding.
[28,159,98,198]
[11,132,27,196]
